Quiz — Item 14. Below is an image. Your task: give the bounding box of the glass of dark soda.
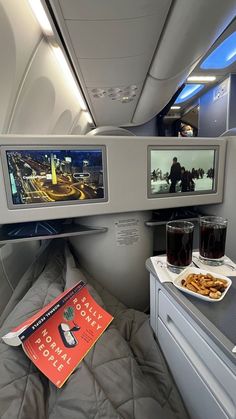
[199,216,228,265]
[166,220,194,273]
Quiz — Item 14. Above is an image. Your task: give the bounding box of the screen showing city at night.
[5,148,106,206]
[149,148,216,197]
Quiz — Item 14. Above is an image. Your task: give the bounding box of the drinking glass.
[199,216,228,265]
[166,220,194,273]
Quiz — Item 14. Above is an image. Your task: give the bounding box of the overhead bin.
[133,0,236,124]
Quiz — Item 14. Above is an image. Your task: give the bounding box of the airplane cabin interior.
[0,1,236,418]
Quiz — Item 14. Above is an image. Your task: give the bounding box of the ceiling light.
[187,76,216,82]
[171,106,181,110]
[28,0,53,36]
[121,97,134,103]
[175,84,204,104]
[227,49,236,61]
[52,46,87,110]
[84,112,93,124]
[201,31,236,69]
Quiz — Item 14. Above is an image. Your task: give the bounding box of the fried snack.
[186,283,198,292]
[209,291,222,299]
[180,272,229,299]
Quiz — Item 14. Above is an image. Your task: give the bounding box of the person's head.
[180,124,194,137]
[173,157,178,164]
[181,166,185,173]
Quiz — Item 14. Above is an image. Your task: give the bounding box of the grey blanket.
[0,240,189,419]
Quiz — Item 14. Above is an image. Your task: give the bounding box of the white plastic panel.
[9,39,82,134]
[48,0,172,126]
[132,70,193,124]
[51,110,73,134]
[150,0,236,80]
[80,55,151,87]
[132,0,236,124]
[88,87,141,126]
[0,0,41,133]
[158,320,231,419]
[71,123,82,134]
[58,0,168,20]
[66,14,162,59]
[157,291,236,419]
[70,212,153,310]
[11,76,56,134]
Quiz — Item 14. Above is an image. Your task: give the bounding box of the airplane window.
[201,31,236,69]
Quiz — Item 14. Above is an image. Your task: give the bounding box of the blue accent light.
[175,84,204,104]
[201,31,236,69]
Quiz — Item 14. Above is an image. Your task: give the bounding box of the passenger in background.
[167,157,181,193]
[180,167,188,192]
[179,123,194,137]
[180,167,195,192]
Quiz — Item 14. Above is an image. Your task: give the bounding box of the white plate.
[173,267,232,302]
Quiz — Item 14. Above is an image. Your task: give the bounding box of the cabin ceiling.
[45,0,236,128]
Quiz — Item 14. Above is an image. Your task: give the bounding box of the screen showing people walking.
[4,147,107,208]
[148,147,216,197]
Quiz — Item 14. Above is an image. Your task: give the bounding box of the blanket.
[0,240,189,419]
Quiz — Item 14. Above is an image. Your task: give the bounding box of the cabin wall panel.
[9,39,83,135]
[0,0,41,133]
[0,0,90,137]
[70,211,153,310]
[198,78,229,137]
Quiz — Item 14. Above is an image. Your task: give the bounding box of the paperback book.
[2,281,113,388]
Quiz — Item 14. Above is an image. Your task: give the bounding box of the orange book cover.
[2,281,113,388]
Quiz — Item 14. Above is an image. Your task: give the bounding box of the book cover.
[2,281,113,388]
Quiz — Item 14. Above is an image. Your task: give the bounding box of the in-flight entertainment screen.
[3,146,108,208]
[148,146,218,198]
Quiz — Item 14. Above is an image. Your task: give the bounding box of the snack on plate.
[181,272,228,299]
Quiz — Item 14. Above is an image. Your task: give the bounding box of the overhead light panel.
[201,31,236,69]
[52,46,87,111]
[171,106,181,110]
[175,84,204,104]
[91,85,138,103]
[187,76,216,82]
[28,0,53,36]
